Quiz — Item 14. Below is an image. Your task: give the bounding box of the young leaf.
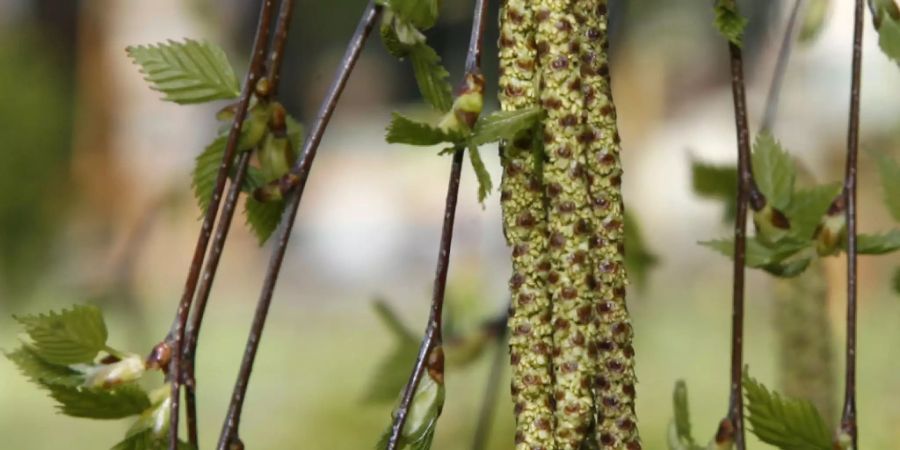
[854,229,900,254]
[409,44,453,113]
[44,383,151,419]
[469,107,542,146]
[700,236,809,269]
[878,14,900,64]
[785,183,841,240]
[467,145,492,203]
[363,301,419,404]
[192,135,227,212]
[5,346,83,387]
[743,371,831,450]
[244,197,286,245]
[388,0,439,30]
[112,430,194,450]
[713,0,749,47]
[871,150,900,221]
[386,113,457,146]
[691,160,737,222]
[752,132,796,210]
[126,39,240,104]
[14,305,108,365]
[375,372,444,450]
[672,381,697,446]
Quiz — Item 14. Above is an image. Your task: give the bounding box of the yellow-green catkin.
[774,261,836,423]
[535,0,596,447]
[574,0,641,447]
[499,0,556,448]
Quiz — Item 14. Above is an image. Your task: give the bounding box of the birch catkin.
[574,1,641,447]
[499,0,556,448]
[535,0,597,447]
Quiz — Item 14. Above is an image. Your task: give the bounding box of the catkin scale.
[535,0,597,447]
[573,0,641,447]
[499,0,557,448]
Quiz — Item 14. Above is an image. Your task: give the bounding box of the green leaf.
[785,183,842,240]
[878,14,900,64]
[386,113,458,146]
[375,372,444,450]
[469,107,542,146]
[624,210,659,290]
[5,346,83,387]
[409,44,453,113]
[363,302,419,404]
[713,0,748,47]
[126,39,240,104]
[672,381,697,446]
[14,305,108,365]
[244,197,286,245]
[761,257,812,278]
[752,132,796,210]
[44,382,151,419]
[467,145,493,203]
[381,21,412,58]
[112,430,194,450]
[700,237,809,269]
[854,230,900,254]
[799,0,830,43]
[192,135,227,212]
[691,160,737,222]
[871,150,900,221]
[743,370,831,450]
[389,0,439,30]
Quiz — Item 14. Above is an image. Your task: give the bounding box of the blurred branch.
[471,314,507,450]
[760,0,803,133]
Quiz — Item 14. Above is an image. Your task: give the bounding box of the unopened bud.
[145,342,172,372]
[82,354,145,388]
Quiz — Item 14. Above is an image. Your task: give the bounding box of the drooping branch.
[215,3,381,448]
[180,1,297,445]
[760,0,803,133]
[838,0,865,447]
[164,1,276,448]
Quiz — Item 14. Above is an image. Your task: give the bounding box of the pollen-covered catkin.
[535,0,597,447]
[573,0,641,447]
[499,0,556,448]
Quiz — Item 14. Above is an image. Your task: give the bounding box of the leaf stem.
[165,1,276,448]
[725,40,752,450]
[839,0,865,447]
[215,3,381,448]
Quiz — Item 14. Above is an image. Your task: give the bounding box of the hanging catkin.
[573,0,641,447]
[534,0,597,447]
[499,0,557,448]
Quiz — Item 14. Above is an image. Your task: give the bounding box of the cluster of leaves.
[127,39,305,244]
[5,305,191,449]
[713,0,749,47]
[694,132,900,280]
[869,0,900,65]
[667,371,837,450]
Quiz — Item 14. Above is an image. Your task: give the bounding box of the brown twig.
[838,0,864,447]
[386,0,488,446]
[725,40,753,450]
[215,3,381,448]
[165,1,275,448]
[760,0,803,133]
[180,1,297,445]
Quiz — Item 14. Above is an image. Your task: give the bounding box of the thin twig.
[386,0,488,446]
[215,3,381,448]
[166,1,275,448]
[180,1,297,445]
[471,317,508,450]
[760,0,803,133]
[725,40,753,450]
[839,0,864,447]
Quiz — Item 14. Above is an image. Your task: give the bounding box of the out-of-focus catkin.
[499,0,556,448]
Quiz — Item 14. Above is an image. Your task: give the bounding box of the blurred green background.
[1,0,899,448]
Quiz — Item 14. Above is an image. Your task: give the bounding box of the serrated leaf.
[871,150,900,221]
[467,144,492,203]
[5,346,83,387]
[700,236,809,268]
[761,257,811,278]
[785,183,841,240]
[624,210,658,290]
[389,0,439,30]
[381,21,412,58]
[244,197,286,245]
[713,0,748,47]
[743,370,831,450]
[192,135,227,212]
[14,305,108,365]
[409,44,453,113]
[126,39,239,104]
[854,230,900,254]
[879,14,900,64]
[112,430,194,450]
[44,382,150,419]
[691,160,737,222]
[752,132,796,210]
[386,113,458,146]
[469,107,542,146]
